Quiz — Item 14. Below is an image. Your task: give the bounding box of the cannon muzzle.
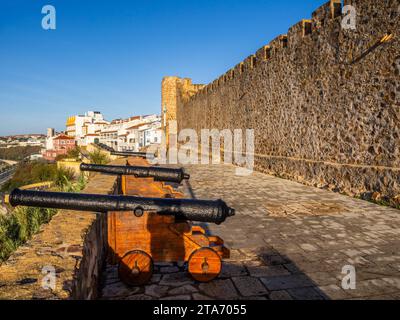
[80,163,189,183]
[6,189,235,224]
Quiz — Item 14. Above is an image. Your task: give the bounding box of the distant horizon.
[0,111,162,137]
[0,0,326,135]
[0,133,46,138]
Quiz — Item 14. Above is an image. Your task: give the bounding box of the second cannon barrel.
[111,151,152,158]
[80,163,190,183]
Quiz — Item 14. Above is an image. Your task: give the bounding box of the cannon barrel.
[7,189,235,224]
[111,151,153,158]
[96,143,115,152]
[80,163,190,183]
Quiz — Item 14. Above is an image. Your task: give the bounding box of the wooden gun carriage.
[85,156,232,285]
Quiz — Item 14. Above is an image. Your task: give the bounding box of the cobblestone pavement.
[101,164,400,300]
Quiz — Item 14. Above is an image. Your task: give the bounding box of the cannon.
[5,179,234,285]
[7,188,234,224]
[80,163,190,183]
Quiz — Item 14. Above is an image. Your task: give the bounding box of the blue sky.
[0,0,325,135]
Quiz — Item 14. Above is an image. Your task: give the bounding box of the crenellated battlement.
[312,0,342,26]
[186,0,346,102]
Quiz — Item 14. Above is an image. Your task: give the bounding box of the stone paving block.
[124,294,153,300]
[287,287,326,300]
[260,254,290,266]
[219,262,248,278]
[155,262,174,267]
[343,278,398,298]
[247,265,291,278]
[145,284,170,298]
[316,285,352,300]
[306,271,340,286]
[160,295,191,300]
[382,277,400,290]
[354,294,398,300]
[299,244,318,252]
[150,274,162,284]
[160,266,180,273]
[244,260,264,267]
[199,279,239,299]
[342,249,363,258]
[232,276,269,297]
[345,256,376,268]
[269,290,293,300]
[260,274,315,291]
[192,293,213,300]
[235,296,268,300]
[102,281,139,299]
[169,285,198,295]
[159,272,194,287]
[286,260,336,273]
[283,263,302,274]
[356,266,398,281]
[239,249,260,259]
[389,263,400,272]
[226,249,248,262]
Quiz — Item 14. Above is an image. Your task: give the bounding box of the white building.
[66,111,109,146]
[138,121,162,148]
[63,110,161,151]
[99,114,162,152]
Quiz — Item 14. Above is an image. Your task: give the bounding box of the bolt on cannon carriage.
[5,156,234,286]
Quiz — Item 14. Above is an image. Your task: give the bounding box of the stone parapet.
[0,159,125,299]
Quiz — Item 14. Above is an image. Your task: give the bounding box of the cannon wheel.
[118,250,154,286]
[188,247,222,282]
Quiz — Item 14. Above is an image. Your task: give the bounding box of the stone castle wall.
[162,0,400,203]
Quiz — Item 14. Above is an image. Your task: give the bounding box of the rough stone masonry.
[161,0,400,206]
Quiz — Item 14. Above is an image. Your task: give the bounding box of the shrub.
[88,150,109,165]
[0,207,57,262]
[66,146,81,159]
[54,147,81,162]
[0,168,87,262]
[53,166,75,189]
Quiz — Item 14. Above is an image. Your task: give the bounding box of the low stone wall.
[0,159,125,299]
